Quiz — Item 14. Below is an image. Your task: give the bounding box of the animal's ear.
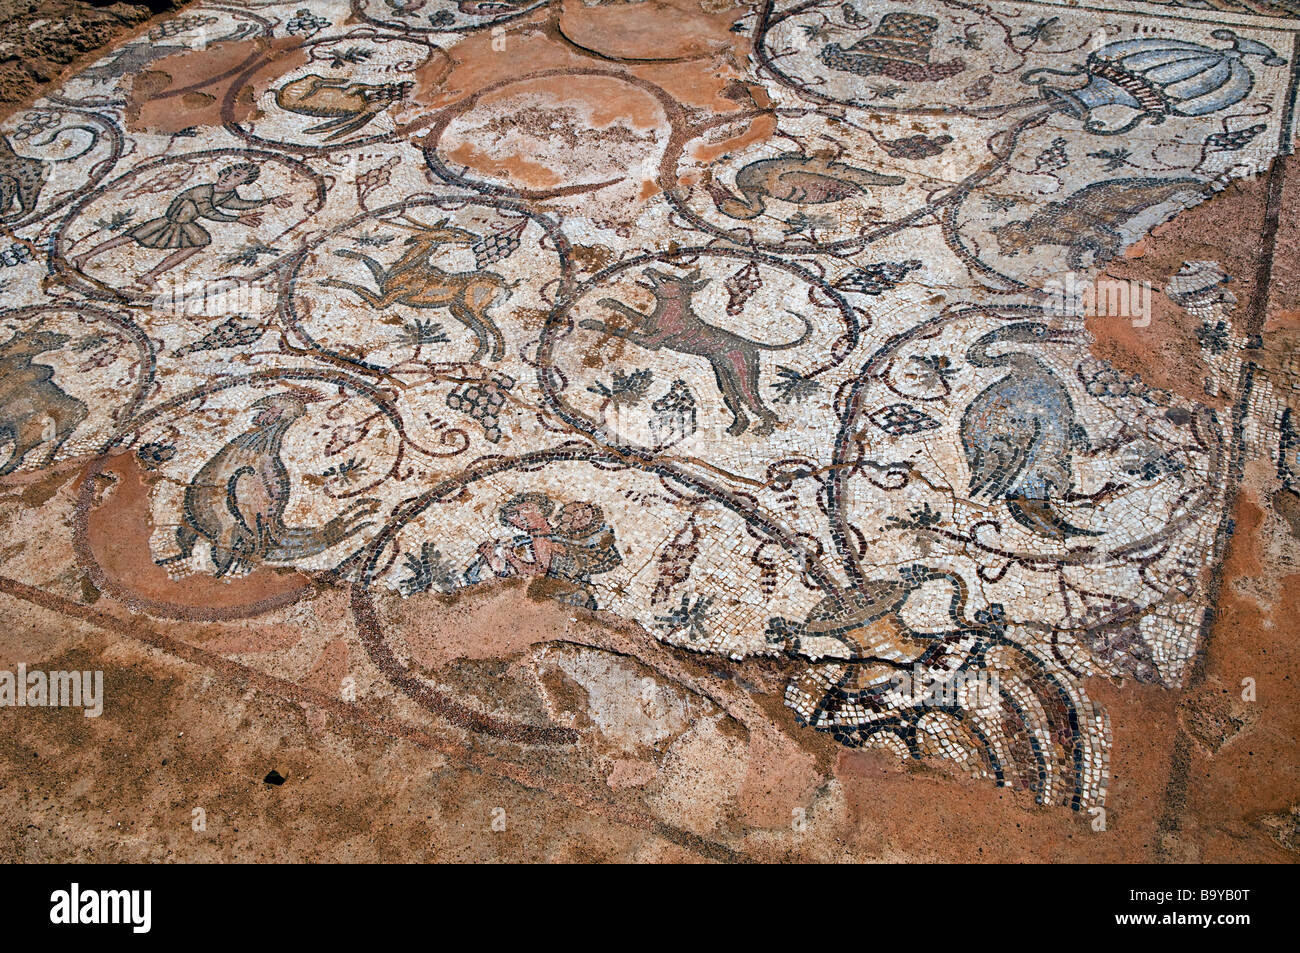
[434,218,450,228]
[686,267,709,288]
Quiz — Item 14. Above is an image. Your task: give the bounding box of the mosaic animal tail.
[767,566,1108,809]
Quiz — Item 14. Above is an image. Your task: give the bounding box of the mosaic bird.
[704,152,904,220]
[274,75,413,141]
[765,567,1105,808]
[157,393,378,576]
[959,322,1100,539]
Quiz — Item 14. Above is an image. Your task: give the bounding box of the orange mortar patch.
[405,0,771,197]
[125,36,309,135]
[82,453,311,616]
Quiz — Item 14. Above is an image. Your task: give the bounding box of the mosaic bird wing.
[223,461,279,542]
[782,626,1108,809]
[962,380,1038,499]
[942,635,1109,809]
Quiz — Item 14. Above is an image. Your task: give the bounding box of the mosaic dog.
[580,267,812,437]
[156,393,379,576]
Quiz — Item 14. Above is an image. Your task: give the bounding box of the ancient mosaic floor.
[1,0,1298,861]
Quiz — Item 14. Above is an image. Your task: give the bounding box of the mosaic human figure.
[71,162,292,287]
[464,493,621,608]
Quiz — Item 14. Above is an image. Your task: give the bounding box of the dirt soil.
[0,0,186,106]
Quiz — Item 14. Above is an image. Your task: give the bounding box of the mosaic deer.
[580,267,812,437]
[323,215,514,362]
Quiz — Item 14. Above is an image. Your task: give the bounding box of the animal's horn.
[390,213,435,233]
[9,317,49,344]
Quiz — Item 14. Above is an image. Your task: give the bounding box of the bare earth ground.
[0,0,1296,862]
[0,1,182,106]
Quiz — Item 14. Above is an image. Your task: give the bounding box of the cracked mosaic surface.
[2,0,1298,827]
